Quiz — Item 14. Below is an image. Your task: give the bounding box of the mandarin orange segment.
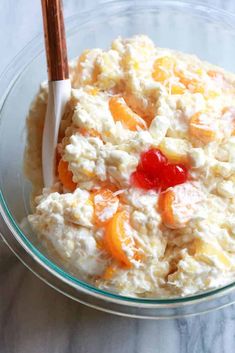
[158,183,203,229]
[92,189,119,226]
[104,211,133,267]
[109,96,147,131]
[152,56,175,82]
[98,181,119,192]
[189,112,217,144]
[177,71,220,99]
[176,74,189,87]
[175,71,204,93]
[58,159,77,191]
[207,70,218,78]
[158,190,176,229]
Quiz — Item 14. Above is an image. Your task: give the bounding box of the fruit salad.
[26,35,235,297]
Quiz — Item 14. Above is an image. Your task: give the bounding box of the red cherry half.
[131,171,155,190]
[161,164,188,190]
[132,148,189,191]
[140,148,168,178]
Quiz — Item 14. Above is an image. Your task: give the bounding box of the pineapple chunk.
[96,51,121,89]
[149,115,170,144]
[189,112,217,144]
[159,137,190,164]
[170,83,186,95]
[194,239,232,268]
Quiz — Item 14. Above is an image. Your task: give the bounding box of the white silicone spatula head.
[41,0,71,187]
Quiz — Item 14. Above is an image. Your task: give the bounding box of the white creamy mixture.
[26,35,235,297]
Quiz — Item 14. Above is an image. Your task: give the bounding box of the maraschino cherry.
[132,148,188,191]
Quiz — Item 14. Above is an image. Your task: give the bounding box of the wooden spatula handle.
[41,0,69,81]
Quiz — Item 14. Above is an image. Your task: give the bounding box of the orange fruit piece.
[98,181,118,193]
[158,183,203,229]
[109,96,147,131]
[158,190,176,229]
[189,112,217,144]
[178,71,219,99]
[175,68,202,91]
[104,211,133,267]
[152,56,175,82]
[177,72,204,93]
[92,189,119,226]
[79,127,101,139]
[174,71,187,86]
[58,159,77,191]
[207,70,218,78]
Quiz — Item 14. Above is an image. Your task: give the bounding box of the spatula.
[41,0,71,187]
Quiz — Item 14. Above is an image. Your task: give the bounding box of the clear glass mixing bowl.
[2,0,235,319]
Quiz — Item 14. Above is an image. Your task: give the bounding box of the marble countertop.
[1,1,235,352]
[1,238,235,353]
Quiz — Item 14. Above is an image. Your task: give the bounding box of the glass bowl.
[1,0,235,319]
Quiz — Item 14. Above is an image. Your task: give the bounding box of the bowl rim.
[1,0,235,308]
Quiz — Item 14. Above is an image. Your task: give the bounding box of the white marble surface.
[2,238,235,353]
[2,1,235,352]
